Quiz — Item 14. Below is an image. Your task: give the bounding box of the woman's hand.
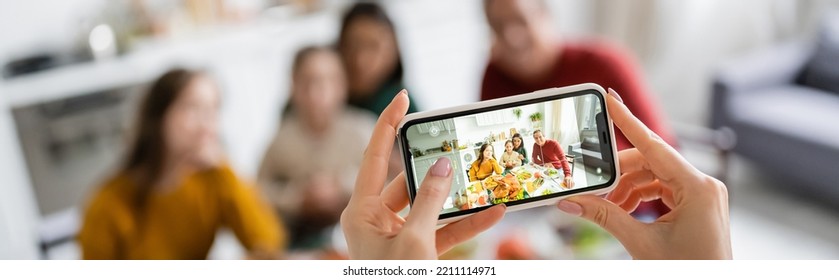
[341,90,505,259]
[556,88,732,259]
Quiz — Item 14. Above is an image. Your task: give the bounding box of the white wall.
[0,0,109,260]
[0,94,40,259]
[454,104,543,148]
[0,0,106,63]
[387,0,490,111]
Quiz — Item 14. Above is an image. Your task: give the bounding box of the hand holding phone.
[340,90,505,259]
[556,88,732,260]
[341,86,731,260]
[397,83,620,224]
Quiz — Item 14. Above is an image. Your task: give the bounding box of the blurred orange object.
[319,248,349,260]
[495,234,536,260]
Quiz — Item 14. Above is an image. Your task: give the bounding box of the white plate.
[530,178,563,197]
[541,169,562,179]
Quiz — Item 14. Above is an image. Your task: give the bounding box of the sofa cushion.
[801,15,839,94]
[728,85,839,150]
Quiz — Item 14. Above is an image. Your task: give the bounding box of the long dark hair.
[338,2,404,88]
[512,133,524,149]
[476,144,495,163]
[122,68,203,211]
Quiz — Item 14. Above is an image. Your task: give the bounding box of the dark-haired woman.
[511,133,528,164]
[339,2,419,116]
[78,69,286,259]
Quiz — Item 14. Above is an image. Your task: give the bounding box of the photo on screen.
[403,93,613,215]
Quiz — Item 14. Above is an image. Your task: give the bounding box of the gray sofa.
[710,16,839,205]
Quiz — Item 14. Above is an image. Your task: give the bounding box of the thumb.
[403,157,453,236]
[557,195,642,242]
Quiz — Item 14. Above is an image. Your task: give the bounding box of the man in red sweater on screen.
[481,0,675,218]
[531,130,574,188]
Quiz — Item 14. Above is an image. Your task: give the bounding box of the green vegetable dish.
[544,168,560,178]
[492,189,530,204]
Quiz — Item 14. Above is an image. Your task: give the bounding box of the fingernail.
[430,157,451,177]
[391,89,407,102]
[557,200,582,216]
[607,88,624,103]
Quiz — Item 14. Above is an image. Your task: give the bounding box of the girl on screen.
[468,144,503,181]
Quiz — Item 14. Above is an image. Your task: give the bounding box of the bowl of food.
[511,166,528,174]
[542,167,561,179]
[527,177,544,194]
[515,170,533,181]
[470,191,489,207]
[455,183,490,210]
[467,181,484,193]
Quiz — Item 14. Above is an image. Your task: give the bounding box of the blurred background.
[1,0,839,260]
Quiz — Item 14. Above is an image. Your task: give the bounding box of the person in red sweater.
[481,0,676,151]
[482,0,674,218]
[531,130,574,188]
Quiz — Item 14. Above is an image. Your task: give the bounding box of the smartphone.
[396,83,620,224]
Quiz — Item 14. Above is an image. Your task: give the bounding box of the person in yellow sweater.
[468,144,503,181]
[77,69,286,259]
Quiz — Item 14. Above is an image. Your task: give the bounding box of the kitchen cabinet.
[475,110,515,126]
[415,119,455,135]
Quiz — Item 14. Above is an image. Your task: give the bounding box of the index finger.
[354,90,410,197]
[435,204,505,254]
[605,89,697,183]
[606,89,668,155]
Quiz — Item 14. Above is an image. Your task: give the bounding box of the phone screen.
[399,90,616,219]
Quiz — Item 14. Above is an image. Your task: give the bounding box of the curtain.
[548,99,580,149]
